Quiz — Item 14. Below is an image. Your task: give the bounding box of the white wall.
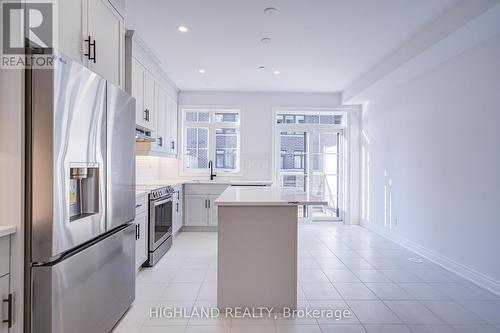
[361,33,500,289]
[178,91,343,181]
[176,91,361,224]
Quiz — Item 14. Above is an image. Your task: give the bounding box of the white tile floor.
[113,224,500,333]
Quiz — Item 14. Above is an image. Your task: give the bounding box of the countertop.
[214,186,328,206]
[0,225,16,238]
[136,179,273,191]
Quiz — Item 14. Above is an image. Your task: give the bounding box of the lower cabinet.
[172,185,183,234]
[208,194,219,227]
[184,195,209,227]
[0,274,9,333]
[134,212,148,270]
[0,235,10,333]
[184,185,229,227]
[134,193,148,270]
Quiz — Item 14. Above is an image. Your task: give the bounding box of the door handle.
[2,293,12,328]
[84,36,96,63]
[171,141,175,150]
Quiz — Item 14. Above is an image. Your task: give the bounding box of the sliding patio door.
[276,127,344,222]
[309,131,343,221]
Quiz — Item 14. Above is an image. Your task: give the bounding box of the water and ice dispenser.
[69,165,100,221]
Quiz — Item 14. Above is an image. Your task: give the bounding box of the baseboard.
[362,223,500,297]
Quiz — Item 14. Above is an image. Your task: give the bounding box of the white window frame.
[180,107,241,175]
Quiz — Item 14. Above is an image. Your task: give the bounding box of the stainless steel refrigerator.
[25,52,136,333]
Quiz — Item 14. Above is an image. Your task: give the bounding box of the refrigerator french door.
[26,52,136,333]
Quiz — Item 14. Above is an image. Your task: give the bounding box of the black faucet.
[208,160,216,180]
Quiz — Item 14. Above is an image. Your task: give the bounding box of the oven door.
[149,195,173,250]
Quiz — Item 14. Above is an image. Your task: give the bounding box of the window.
[276,112,345,125]
[182,109,240,173]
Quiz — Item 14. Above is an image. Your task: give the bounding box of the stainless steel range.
[145,186,174,266]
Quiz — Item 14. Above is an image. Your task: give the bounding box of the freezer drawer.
[31,224,135,333]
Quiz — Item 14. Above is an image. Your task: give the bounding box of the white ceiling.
[126,0,458,93]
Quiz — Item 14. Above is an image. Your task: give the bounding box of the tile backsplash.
[136,156,179,184]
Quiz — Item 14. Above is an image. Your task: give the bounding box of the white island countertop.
[136,179,272,190]
[215,186,328,206]
[0,225,16,238]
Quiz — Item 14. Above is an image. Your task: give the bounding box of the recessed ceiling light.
[198,69,206,74]
[273,70,281,75]
[260,37,271,44]
[264,7,277,16]
[178,26,188,33]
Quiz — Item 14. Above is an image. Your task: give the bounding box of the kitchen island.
[215,186,327,312]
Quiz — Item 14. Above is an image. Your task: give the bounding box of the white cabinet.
[152,86,177,155]
[184,185,229,227]
[0,275,10,333]
[167,95,178,155]
[134,193,148,270]
[185,195,208,227]
[58,0,84,63]
[131,58,155,131]
[172,185,183,233]
[134,212,148,270]
[144,70,155,128]
[0,236,11,333]
[58,0,125,87]
[0,238,9,277]
[131,57,145,128]
[152,84,168,152]
[208,194,219,226]
[86,0,125,87]
[125,31,178,157]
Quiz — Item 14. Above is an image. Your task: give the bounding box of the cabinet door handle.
[2,293,12,328]
[143,109,150,122]
[135,224,139,240]
[92,39,96,63]
[135,204,142,209]
[158,137,163,147]
[176,202,179,212]
[208,199,211,209]
[171,141,175,149]
[84,36,96,63]
[205,199,208,208]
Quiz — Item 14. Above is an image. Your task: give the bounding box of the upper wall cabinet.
[131,58,155,131]
[58,0,125,88]
[125,31,179,157]
[167,95,178,155]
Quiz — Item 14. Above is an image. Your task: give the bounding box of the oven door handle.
[153,196,173,206]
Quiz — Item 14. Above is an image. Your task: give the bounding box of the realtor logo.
[1,0,57,68]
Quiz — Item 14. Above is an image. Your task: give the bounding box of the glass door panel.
[278,131,308,218]
[309,132,342,221]
[276,130,344,222]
